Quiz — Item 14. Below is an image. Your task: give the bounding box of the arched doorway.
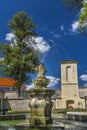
[66,100,74,109]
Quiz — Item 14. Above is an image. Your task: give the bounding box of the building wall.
[4,92,18,99]
[4,92,30,99]
[3,99,30,111]
[2,97,85,111]
[2,92,30,110]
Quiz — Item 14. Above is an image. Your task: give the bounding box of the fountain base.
[29,116,52,126]
[15,122,65,130]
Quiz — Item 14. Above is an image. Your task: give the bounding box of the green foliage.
[0,11,40,96]
[63,0,83,14]
[8,11,37,41]
[63,0,87,35]
[79,2,87,35]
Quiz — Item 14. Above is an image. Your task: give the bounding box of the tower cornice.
[61,60,78,64]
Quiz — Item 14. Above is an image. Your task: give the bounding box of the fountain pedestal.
[28,64,54,126]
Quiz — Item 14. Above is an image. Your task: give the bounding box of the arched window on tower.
[66,66,72,81]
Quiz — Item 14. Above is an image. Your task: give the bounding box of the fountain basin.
[0,114,26,120]
[15,122,64,130]
[1,116,87,130]
[66,112,87,121]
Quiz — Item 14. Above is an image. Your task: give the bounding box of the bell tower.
[61,60,79,98]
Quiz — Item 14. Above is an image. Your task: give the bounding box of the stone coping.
[15,122,64,129]
[66,112,87,122]
[1,112,87,121]
[0,114,26,120]
[0,114,65,120]
[67,112,87,115]
[61,60,78,64]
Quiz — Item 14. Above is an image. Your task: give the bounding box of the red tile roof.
[0,78,26,88]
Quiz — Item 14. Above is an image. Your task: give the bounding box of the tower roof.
[61,60,78,64]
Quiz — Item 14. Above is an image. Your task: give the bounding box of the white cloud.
[0,58,4,61]
[5,33,15,41]
[35,37,50,54]
[34,37,51,62]
[46,76,60,88]
[26,83,35,90]
[26,75,60,90]
[60,25,67,35]
[85,70,87,73]
[79,74,87,81]
[60,25,64,31]
[53,34,61,38]
[83,0,87,3]
[83,82,87,87]
[5,33,50,54]
[50,31,55,34]
[50,31,61,38]
[71,21,79,32]
[5,33,50,62]
[80,74,87,87]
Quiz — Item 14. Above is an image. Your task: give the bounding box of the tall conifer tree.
[0,11,40,97]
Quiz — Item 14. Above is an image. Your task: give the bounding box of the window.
[66,66,72,81]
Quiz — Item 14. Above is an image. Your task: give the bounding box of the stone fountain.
[28,63,55,126]
[15,63,64,129]
[5,63,87,130]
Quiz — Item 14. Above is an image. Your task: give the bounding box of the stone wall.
[3,99,30,111]
[4,92,30,99]
[2,97,86,111]
[4,92,18,99]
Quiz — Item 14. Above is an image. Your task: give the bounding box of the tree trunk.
[18,82,21,97]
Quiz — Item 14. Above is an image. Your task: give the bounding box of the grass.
[52,109,87,114]
[52,109,67,114]
[8,110,67,115]
[0,120,25,127]
[8,110,30,115]
[1,109,87,116]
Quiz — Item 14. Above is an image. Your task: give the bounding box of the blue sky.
[0,0,87,89]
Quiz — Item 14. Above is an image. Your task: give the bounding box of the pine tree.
[0,11,40,97]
